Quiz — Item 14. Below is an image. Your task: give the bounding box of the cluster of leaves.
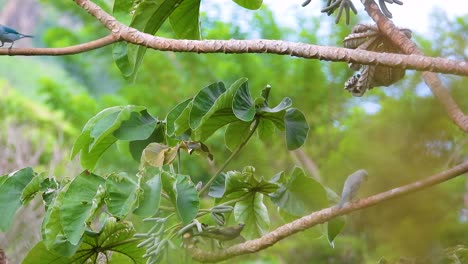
[0,79,346,263]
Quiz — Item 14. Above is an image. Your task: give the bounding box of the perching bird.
[196,223,245,241]
[0,24,33,48]
[338,169,368,208]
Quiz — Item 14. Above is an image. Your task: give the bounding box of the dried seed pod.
[343,24,411,96]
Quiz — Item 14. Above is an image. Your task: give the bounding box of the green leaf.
[232,0,263,10]
[208,173,226,198]
[234,193,269,239]
[113,110,158,141]
[23,241,72,264]
[161,172,199,224]
[133,173,162,217]
[172,101,193,138]
[191,78,248,141]
[166,98,192,136]
[21,172,47,204]
[26,218,145,263]
[257,118,276,143]
[113,0,184,81]
[0,175,8,186]
[327,216,346,247]
[60,171,106,245]
[224,121,252,152]
[284,108,309,150]
[71,106,146,169]
[261,111,285,131]
[232,80,255,121]
[112,0,133,25]
[105,172,139,219]
[129,121,166,161]
[258,97,292,113]
[270,167,327,217]
[169,0,201,39]
[42,186,80,256]
[174,175,199,224]
[0,167,35,231]
[223,171,252,198]
[190,82,227,129]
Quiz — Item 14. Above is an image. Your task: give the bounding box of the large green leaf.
[257,118,276,143]
[284,108,309,150]
[232,0,263,10]
[224,121,252,152]
[161,172,199,224]
[0,167,35,231]
[234,193,269,239]
[60,171,106,245]
[191,78,248,141]
[42,185,80,256]
[133,173,162,217]
[129,121,166,161]
[21,172,49,204]
[25,218,144,263]
[208,172,227,198]
[172,101,193,138]
[174,175,200,224]
[190,82,226,129]
[270,167,328,217]
[166,98,192,136]
[169,0,201,39]
[113,0,184,81]
[113,110,158,141]
[232,80,255,121]
[105,172,139,219]
[71,105,146,169]
[22,241,73,264]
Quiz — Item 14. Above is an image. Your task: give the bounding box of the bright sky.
[282,0,468,35]
[203,0,468,36]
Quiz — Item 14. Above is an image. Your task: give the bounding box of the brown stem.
[362,0,468,132]
[0,34,119,56]
[186,161,468,262]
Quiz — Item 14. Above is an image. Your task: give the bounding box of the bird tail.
[338,195,347,208]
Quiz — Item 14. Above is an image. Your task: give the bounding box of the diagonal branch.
[361,0,468,132]
[68,0,468,77]
[186,161,468,262]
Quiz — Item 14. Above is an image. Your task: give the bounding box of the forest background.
[0,0,467,263]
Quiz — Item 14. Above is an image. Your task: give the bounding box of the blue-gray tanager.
[338,169,368,208]
[0,24,33,48]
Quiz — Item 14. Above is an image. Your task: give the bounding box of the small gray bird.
[0,24,33,49]
[338,169,368,208]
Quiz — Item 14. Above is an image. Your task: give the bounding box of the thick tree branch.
[0,34,119,56]
[362,0,468,132]
[68,0,468,77]
[186,161,468,262]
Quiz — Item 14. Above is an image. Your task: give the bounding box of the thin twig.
[199,119,261,196]
[0,34,119,56]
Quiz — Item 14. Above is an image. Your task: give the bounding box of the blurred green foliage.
[0,1,467,263]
